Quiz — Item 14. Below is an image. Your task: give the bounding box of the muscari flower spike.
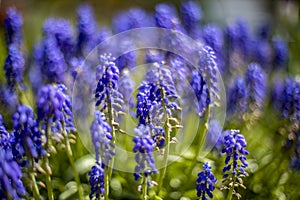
[4,44,25,91]
[133,125,158,181]
[95,54,124,115]
[273,36,289,68]
[196,162,217,200]
[154,3,182,31]
[245,63,267,110]
[0,114,12,150]
[227,75,249,116]
[37,84,75,142]
[4,7,23,46]
[198,46,219,103]
[35,35,67,84]
[89,162,105,199]
[281,77,300,122]
[190,70,210,116]
[221,130,248,198]
[0,148,26,200]
[11,105,45,165]
[43,18,75,59]
[225,19,253,58]
[112,8,152,33]
[90,111,114,165]
[76,3,98,56]
[136,62,179,126]
[180,1,202,32]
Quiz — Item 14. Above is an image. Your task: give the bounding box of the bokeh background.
[1,0,300,200]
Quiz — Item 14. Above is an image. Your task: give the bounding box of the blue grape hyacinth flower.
[245,63,267,110]
[155,3,182,30]
[76,3,98,56]
[89,162,105,199]
[221,130,249,198]
[95,54,123,114]
[227,75,249,116]
[273,36,289,68]
[190,70,210,116]
[0,114,12,150]
[196,162,217,200]
[12,105,45,164]
[281,77,300,122]
[43,18,75,59]
[222,130,249,178]
[90,111,114,165]
[112,8,152,33]
[4,7,23,46]
[133,125,158,181]
[180,1,202,32]
[0,148,26,200]
[4,44,25,91]
[37,84,75,142]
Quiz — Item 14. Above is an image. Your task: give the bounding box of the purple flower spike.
[133,125,157,181]
[89,162,105,198]
[196,162,217,199]
[4,7,23,46]
[222,130,249,178]
[0,148,26,199]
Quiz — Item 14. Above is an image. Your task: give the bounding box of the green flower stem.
[24,145,41,200]
[186,105,211,178]
[142,175,148,200]
[156,88,171,195]
[43,122,54,200]
[29,168,41,200]
[107,96,116,179]
[226,175,236,200]
[104,166,110,200]
[62,122,84,200]
[104,94,116,199]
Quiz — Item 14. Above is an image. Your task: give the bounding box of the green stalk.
[104,166,110,200]
[186,105,210,178]
[62,122,84,200]
[156,88,171,195]
[43,121,54,200]
[25,148,41,200]
[29,168,41,200]
[107,95,116,179]
[103,93,116,199]
[226,175,236,200]
[142,175,148,200]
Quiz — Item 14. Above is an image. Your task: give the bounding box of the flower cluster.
[133,125,158,181]
[222,130,249,177]
[228,63,266,117]
[43,18,75,59]
[34,34,67,84]
[4,7,23,46]
[90,111,114,164]
[37,84,75,142]
[221,130,249,198]
[76,3,98,56]
[89,162,105,199]
[196,162,217,200]
[0,148,26,200]
[281,77,300,122]
[0,115,12,150]
[11,105,45,164]
[190,70,210,116]
[3,8,24,91]
[95,54,123,115]
[136,62,179,125]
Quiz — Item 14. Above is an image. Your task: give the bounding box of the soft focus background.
[1,0,300,200]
